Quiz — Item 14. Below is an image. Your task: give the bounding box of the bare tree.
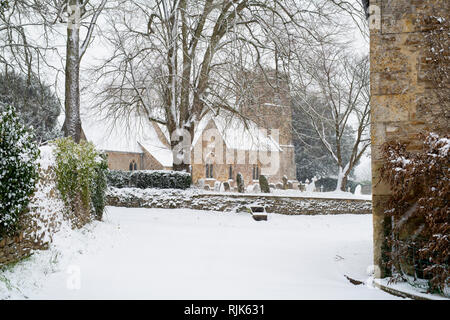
[90,0,350,171]
[0,0,108,143]
[291,46,370,191]
[51,0,107,142]
[0,1,60,87]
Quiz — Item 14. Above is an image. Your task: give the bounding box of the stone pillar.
[370,0,449,277]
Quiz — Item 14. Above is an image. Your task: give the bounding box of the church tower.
[239,69,297,181]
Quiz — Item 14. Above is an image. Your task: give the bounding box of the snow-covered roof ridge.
[137,141,173,168]
[192,112,281,152]
[82,114,173,167]
[83,109,281,168]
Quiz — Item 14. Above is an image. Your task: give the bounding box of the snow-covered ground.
[0,207,399,299]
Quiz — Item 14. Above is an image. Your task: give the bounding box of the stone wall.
[0,161,92,266]
[106,187,372,215]
[0,165,62,265]
[0,229,43,265]
[370,0,449,277]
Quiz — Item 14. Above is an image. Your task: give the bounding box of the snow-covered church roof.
[192,112,281,152]
[82,115,173,167]
[82,111,281,168]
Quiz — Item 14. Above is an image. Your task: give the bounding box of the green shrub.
[54,138,108,221]
[91,153,108,220]
[107,170,191,190]
[0,105,39,237]
[106,170,130,188]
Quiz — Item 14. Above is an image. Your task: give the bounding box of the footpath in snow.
[0,207,399,299]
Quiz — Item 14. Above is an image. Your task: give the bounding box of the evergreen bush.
[106,170,131,188]
[107,170,191,189]
[91,153,108,220]
[0,72,61,143]
[0,105,39,237]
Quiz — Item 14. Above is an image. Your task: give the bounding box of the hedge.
[315,177,359,193]
[107,170,191,190]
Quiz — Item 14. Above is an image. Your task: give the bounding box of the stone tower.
[239,69,297,180]
[369,0,449,277]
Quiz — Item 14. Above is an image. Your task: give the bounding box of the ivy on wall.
[54,138,108,223]
[0,105,39,238]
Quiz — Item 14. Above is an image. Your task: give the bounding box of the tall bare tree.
[291,46,370,191]
[0,1,59,87]
[90,0,349,171]
[1,0,108,143]
[53,0,107,142]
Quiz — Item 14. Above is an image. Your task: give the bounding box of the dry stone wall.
[0,165,62,265]
[0,154,92,266]
[106,188,372,215]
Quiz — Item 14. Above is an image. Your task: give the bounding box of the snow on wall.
[106,187,372,215]
[1,145,66,265]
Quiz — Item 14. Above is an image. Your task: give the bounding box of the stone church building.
[83,70,297,187]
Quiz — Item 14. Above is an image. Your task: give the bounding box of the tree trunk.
[336,164,352,192]
[63,1,82,143]
[335,166,349,192]
[340,175,348,192]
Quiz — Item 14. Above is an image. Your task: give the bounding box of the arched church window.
[252,164,260,180]
[206,163,214,179]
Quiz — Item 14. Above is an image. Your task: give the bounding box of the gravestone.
[282,175,288,189]
[259,175,270,193]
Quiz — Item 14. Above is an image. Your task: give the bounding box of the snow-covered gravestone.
[354,184,362,195]
[236,172,245,193]
[305,177,316,193]
[282,175,288,189]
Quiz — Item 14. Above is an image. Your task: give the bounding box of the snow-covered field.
[0,207,400,300]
